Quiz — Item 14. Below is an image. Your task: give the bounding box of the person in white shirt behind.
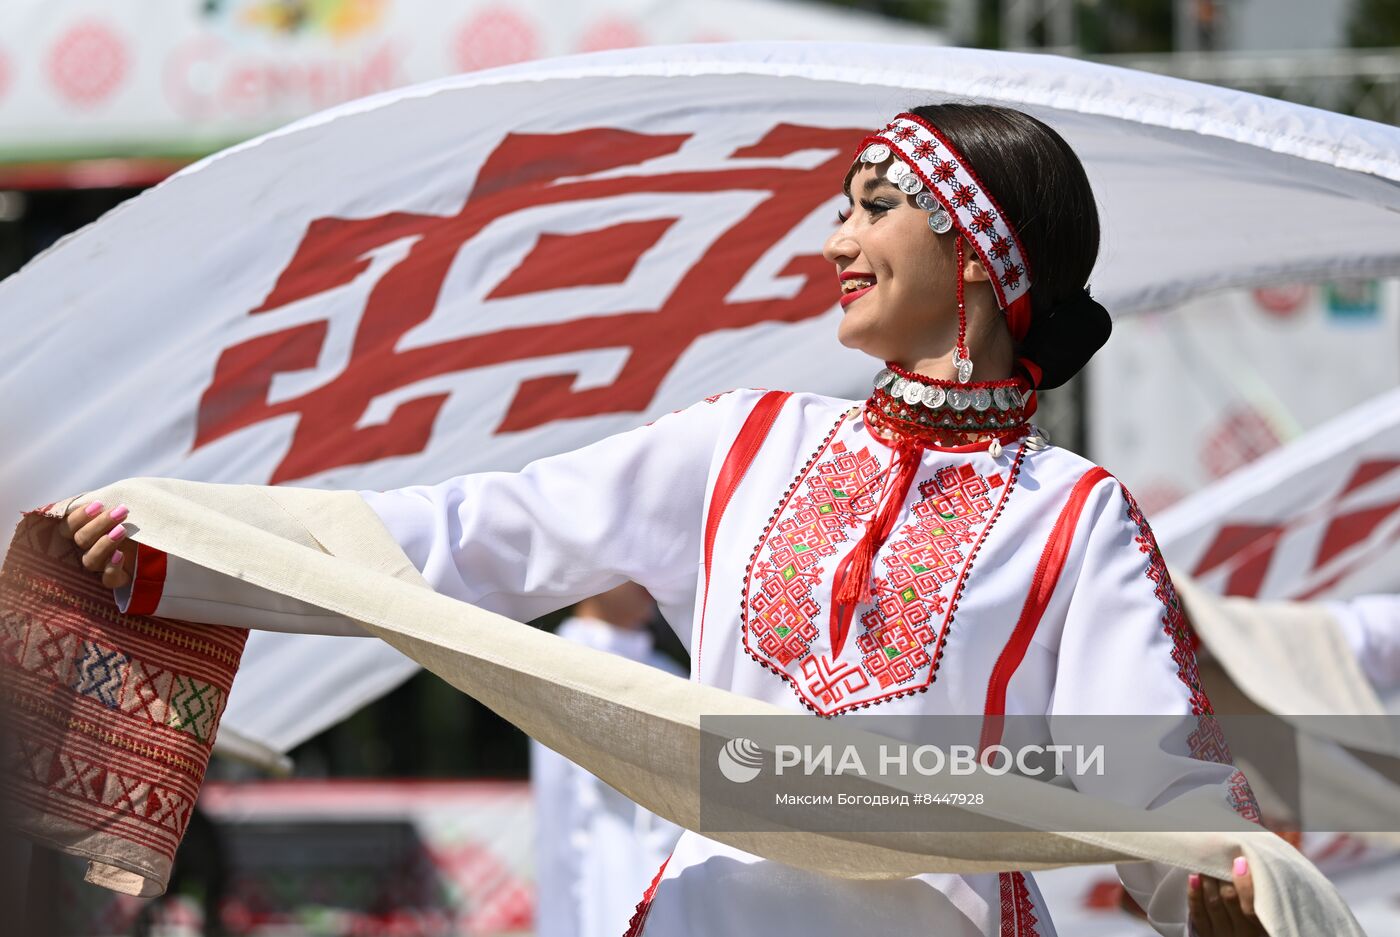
[530,583,685,937]
[1328,594,1400,699]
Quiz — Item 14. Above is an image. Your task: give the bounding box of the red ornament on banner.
[48,21,129,107]
[451,8,540,73]
[0,48,11,104]
[578,18,647,53]
[1190,458,1400,598]
[1201,406,1282,480]
[1252,282,1309,317]
[193,122,862,483]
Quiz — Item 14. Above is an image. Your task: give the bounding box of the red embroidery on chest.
[741,423,1022,716]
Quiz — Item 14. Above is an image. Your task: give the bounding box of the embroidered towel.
[0,510,246,896]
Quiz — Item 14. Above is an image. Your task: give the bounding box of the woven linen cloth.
[1178,575,1400,839]
[0,510,247,896]
[0,478,1366,935]
[1176,575,1391,724]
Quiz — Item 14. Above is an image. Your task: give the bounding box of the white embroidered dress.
[531,616,684,937]
[127,388,1252,937]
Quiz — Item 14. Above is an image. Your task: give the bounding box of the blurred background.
[3,1,1397,935]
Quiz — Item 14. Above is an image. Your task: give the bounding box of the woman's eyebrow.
[843,175,902,200]
[863,176,900,196]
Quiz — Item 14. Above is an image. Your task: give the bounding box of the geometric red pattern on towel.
[0,511,248,895]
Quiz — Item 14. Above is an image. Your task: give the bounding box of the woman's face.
[822,160,961,366]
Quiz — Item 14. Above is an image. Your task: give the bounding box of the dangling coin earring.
[953,238,973,384]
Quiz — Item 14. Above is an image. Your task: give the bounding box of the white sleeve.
[1048,478,1259,937]
[359,391,759,625]
[1323,594,1400,694]
[119,391,758,634]
[117,549,370,634]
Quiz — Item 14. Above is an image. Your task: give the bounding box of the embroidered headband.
[850,113,1034,345]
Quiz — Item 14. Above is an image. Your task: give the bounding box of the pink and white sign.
[0,0,942,160]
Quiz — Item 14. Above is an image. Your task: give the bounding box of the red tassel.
[834,536,877,606]
[829,442,922,657]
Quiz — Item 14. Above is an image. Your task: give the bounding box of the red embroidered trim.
[696,390,791,680]
[855,113,1034,328]
[738,420,1025,717]
[622,852,672,937]
[998,871,1041,936]
[1119,484,1263,823]
[980,467,1109,752]
[126,544,169,616]
[1120,485,1214,718]
[891,112,1034,292]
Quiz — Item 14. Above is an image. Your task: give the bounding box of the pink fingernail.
[84,501,104,517]
[1188,873,1200,889]
[1233,857,1248,877]
[110,550,124,567]
[109,505,129,522]
[109,525,127,542]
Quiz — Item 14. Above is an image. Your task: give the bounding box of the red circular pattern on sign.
[48,21,129,107]
[0,49,11,103]
[578,17,646,53]
[451,9,540,73]
[1252,282,1309,317]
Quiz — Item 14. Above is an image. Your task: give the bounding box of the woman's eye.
[836,199,893,225]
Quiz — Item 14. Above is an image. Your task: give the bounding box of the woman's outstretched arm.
[59,390,765,636]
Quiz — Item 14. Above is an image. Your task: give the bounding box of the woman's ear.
[962,239,991,283]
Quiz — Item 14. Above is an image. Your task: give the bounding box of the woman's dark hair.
[910,103,1108,388]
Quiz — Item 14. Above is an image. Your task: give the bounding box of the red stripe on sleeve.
[980,467,1110,753]
[125,544,169,616]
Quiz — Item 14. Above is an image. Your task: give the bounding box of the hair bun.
[1018,288,1112,389]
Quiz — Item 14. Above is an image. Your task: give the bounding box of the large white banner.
[1089,278,1400,516]
[0,0,941,160]
[1154,385,1400,602]
[2,43,1399,754]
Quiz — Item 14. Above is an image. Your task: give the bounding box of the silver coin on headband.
[862,143,890,164]
[886,162,910,185]
[898,173,924,195]
[915,191,938,212]
[928,208,954,234]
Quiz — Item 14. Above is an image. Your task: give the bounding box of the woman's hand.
[63,500,137,589]
[1189,857,1266,936]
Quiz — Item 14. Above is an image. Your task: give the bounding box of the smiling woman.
[826,104,1106,396]
[62,103,1268,937]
